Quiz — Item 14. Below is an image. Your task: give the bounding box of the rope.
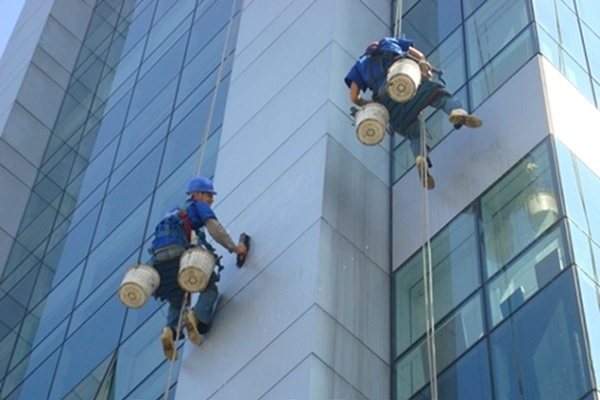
[162,0,238,398]
[393,0,402,37]
[192,0,237,178]
[419,112,438,399]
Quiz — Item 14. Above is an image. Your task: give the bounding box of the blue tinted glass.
[411,339,492,400]
[575,0,600,35]
[402,0,461,55]
[94,147,160,244]
[578,271,600,389]
[394,210,479,356]
[490,270,591,400]
[577,157,600,240]
[582,23,600,82]
[2,351,59,400]
[554,138,588,233]
[465,0,531,75]
[128,35,186,120]
[80,201,149,302]
[469,27,537,108]
[50,299,125,399]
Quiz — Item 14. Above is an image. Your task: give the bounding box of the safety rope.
[162,0,238,398]
[419,112,438,399]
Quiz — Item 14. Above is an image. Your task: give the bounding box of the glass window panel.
[62,354,115,400]
[114,98,170,170]
[394,210,479,356]
[128,35,186,120]
[114,311,173,398]
[469,27,537,108]
[110,40,144,97]
[562,48,595,103]
[94,147,160,244]
[575,0,600,28]
[49,298,125,400]
[410,339,492,400]
[79,201,149,303]
[578,270,600,390]
[462,0,485,18]
[177,29,226,106]
[187,0,235,61]
[118,0,154,57]
[392,138,413,183]
[144,0,194,70]
[71,255,135,336]
[577,155,600,240]
[27,317,67,379]
[464,0,531,75]
[0,330,18,380]
[394,294,483,400]
[569,221,596,280]
[533,0,559,38]
[33,268,81,344]
[554,138,588,233]
[426,29,466,95]
[486,226,567,328]
[402,0,461,56]
[481,140,559,277]
[123,358,180,400]
[556,1,585,61]
[489,270,591,400]
[4,351,59,400]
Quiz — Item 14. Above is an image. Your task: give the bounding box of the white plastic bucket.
[178,247,215,292]
[355,102,389,146]
[119,264,160,308]
[386,58,422,103]
[527,191,558,232]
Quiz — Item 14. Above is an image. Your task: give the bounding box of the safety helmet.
[365,41,379,53]
[186,177,217,195]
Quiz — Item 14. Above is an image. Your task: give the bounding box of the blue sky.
[0,0,26,59]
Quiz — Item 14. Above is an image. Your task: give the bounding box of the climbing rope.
[162,0,238,398]
[419,112,438,399]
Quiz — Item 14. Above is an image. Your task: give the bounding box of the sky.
[0,0,26,59]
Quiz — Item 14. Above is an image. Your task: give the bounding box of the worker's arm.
[407,46,433,79]
[205,218,247,256]
[349,81,369,106]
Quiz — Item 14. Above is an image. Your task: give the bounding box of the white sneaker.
[448,109,482,128]
[416,156,435,190]
[161,327,178,360]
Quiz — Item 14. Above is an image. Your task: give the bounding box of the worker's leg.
[427,84,482,128]
[184,272,220,345]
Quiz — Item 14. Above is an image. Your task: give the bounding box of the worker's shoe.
[416,156,435,190]
[161,327,178,360]
[183,311,203,346]
[448,109,482,130]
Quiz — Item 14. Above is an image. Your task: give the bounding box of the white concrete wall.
[175,0,393,398]
[0,0,93,276]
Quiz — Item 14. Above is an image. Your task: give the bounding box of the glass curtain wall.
[0,0,240,399]
[392,137,598,399]
[393,0,537,182]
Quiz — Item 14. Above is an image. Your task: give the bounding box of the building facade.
[0,0,599,400]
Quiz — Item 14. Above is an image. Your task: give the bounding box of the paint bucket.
[386,58,421,103]
[118,264,160,308]
[355,102,389,146]
[527,191,558,232]
[178,247,215,292]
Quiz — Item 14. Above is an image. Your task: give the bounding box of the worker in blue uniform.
[151,177,247,360]
[344,37,482,189]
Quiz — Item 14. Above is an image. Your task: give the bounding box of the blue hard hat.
[186,177,217,195]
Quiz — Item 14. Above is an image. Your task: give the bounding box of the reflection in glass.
[394,210,479,357]
[486,226,566,328]
[395,294,484,400]
[481,140,560,278]
[490,270,590,400]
